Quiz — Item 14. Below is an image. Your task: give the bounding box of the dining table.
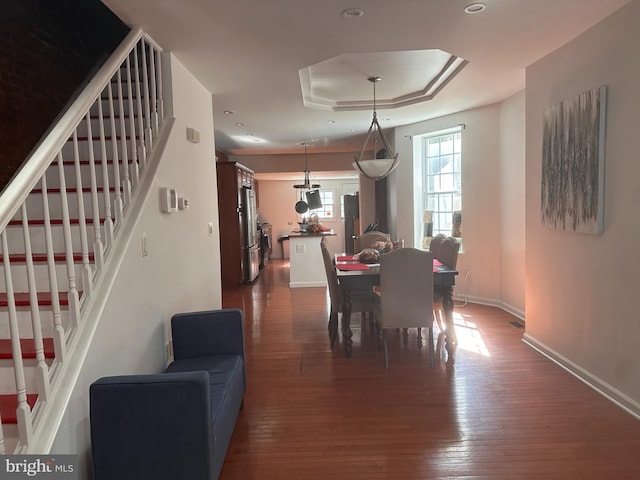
[334,252,459,361]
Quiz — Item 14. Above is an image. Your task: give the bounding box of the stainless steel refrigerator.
[241,186,260,283]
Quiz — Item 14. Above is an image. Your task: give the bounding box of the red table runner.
[336,263,369,271]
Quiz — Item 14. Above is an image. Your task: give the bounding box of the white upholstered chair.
[373,248,435,369]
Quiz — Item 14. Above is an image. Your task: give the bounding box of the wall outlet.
[295,244,305,253]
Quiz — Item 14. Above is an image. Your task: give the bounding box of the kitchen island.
[288,230,336,288]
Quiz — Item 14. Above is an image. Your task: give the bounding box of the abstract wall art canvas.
[541,85,607,234]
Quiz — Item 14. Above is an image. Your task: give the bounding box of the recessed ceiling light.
[341,8,364,19]
[464,3,486,14]
[328,120,336,124]
[235,122,246,126]
[350,129,358,132]
[223,110,236,114]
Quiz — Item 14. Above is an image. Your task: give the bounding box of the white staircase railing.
[0,27,165,453]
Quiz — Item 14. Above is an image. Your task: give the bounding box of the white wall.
[393,105,505,305]
[525,1,640,414]
[51,54,223,475]
[499,91,526,317]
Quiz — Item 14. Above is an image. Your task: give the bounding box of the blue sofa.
[90,309,246,480]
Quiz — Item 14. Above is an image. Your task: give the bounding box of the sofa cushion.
[165,355,244,422]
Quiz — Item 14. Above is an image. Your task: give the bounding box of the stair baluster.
[71,132,94,297]
[126,55,141,189]
[96,99,114,247]
[56,153,81,330]
[156,49,165,128]
[107,81,124,226]
[133,44,147,172]
[20,205,50,401]
[141,40,153,157]
[40,175,66,363]
[116,68,132,204]
[84,112,105,271]
[149,44,159,138]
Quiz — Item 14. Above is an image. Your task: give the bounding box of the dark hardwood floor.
[220,259,640,479]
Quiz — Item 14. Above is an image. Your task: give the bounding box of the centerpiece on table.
[354,240,395,264]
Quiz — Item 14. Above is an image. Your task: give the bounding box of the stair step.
[0,252,94,263]
[0,394,38,423]
[0,292,77,307]
[8,218,109,227]
[0,338,55,359]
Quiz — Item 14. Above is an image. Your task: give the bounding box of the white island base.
[288,232,335,288]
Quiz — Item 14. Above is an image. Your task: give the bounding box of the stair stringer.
[15,117,176,454]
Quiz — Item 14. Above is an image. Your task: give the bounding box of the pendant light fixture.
[293,142,321,190]
[353,76,399,181]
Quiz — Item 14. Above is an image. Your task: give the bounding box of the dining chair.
[433,236,460,331]
[436,236,460,269]
[320,238,378,349]
[355,231,391,251]
[391,239,405,249]
[372,248,435,369]
[428,233,447,258]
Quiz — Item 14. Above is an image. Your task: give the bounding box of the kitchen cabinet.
[216,161,259,288]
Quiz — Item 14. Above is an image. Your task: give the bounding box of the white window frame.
[416,126,462,247]
[299,188,338,221]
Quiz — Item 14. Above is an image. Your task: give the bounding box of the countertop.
[288,230,336,237]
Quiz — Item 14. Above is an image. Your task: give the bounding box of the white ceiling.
[103,0,629,158]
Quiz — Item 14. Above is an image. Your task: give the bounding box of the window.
[309,190,335,219]
[421,127,462,241]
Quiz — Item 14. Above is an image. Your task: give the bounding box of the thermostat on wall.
[161,187,178,213]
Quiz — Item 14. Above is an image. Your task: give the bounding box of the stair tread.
[0,338,55,359]
[0,291,78,307]
[0,252,94,263]
[0,393,38,424]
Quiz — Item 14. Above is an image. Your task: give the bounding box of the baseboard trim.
[522,333,640,420]
[289,281,326,288]
[454,294,525,321]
